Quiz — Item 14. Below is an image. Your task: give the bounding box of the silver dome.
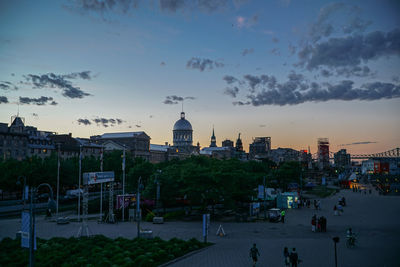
[173,112,192,131]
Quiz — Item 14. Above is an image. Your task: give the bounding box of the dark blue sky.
[0,0,399,153]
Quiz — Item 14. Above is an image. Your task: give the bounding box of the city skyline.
[1,0,399,154]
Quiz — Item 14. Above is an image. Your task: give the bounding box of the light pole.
[17,176,27,211]
[100,145,103,221]
[333,236,339,267]
[122,145,126,222]
[56,143,60,217]
[78,145,82,222]
[263,176,267,220]
[155,170,161,216]
[29,183,56,267]
[137,176,143,238]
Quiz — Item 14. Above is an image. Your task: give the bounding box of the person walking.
[249,243,260,267]
[334,205,338,216]
[281,209,286,223]
[311,215,316,232]
[283,247,290,266]
[290,247,299,267]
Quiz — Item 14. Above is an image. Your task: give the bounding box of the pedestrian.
[342,197,346,206]
[369,189,372,194]
[317,217,321,232]
[323,217,327,232]
[334,205,338,216]
[283,247,290,267]
[290,247,299,267]
[249,243,260,267]
[321,216,326,232]
[307,199,310,208]
[313,199,317,210]
[281,209,286,223]
[337,204,343,215]
[311,215,316,232]
[317,200,321,210]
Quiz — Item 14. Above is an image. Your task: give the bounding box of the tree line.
[0,152,302,208]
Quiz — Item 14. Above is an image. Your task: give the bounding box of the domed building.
[172,111,198,154]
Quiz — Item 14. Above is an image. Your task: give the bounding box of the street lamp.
[29,183,56,267]
[137,176,144,238]
[154,170,161,216]
[17,176,27,211]
[332,236,340,267]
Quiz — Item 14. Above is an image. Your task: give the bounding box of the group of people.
[311,214,327,232]
[249,244,300,267]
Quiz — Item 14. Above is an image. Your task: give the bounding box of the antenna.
[17,101,20,117]
[181,100,184,113]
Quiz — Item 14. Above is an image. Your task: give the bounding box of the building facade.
[249,137,271,160]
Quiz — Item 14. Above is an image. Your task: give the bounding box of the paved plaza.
[1,187,399,266]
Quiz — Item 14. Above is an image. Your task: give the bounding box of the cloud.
[298,28,400,70]
[272,37,279,43]
[236,14,258,28]
[270,48,280,55]
[77,118,91,125]
[0,96,8,104]
[232,101,250,105]
[186,57,224,71]
[23,71,93,99]
[92,117,125,127]
[163,95,195,104]
[342,17,372,34]
[159,0,186,12]
[0,81,18,90]
[223,72,400,106]
[223,75,239,84]
[241,48,254,56]
[259,124,266,127]
[224,86,239,97]
[19,96,58,106]
[70,0,238,15]
[309,2,345,43]
[339,141,377,146]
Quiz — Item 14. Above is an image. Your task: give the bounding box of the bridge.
[312,147,400,160]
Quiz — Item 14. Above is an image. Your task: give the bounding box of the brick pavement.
[1,186,399,266]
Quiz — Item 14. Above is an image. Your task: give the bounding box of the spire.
[210,126,217,147]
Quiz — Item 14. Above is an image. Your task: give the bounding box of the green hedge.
[0,236,209,267]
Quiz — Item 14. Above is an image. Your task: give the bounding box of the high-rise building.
[317,138,330,169]
[334,149,351,169]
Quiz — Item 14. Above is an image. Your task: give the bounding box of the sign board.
[83,171,115,185]
[116,194,136,210]
[202,214,210,237]
[21,211,36,250]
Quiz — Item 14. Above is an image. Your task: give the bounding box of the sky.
[0,0,399,155]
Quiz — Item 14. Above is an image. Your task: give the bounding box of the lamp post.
[263,176,267,220]
[137,176,143,238]
[333,236,339,267]
[100,145,103,221]
[78,145,82,222]
[155,170,161,216]
[122,145,126,222]
[29,183,56,267]
[17,176,27,211]
[56,143,60,217]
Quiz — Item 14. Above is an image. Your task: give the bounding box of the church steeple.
[235,133,243,151]
[210,126,217,147]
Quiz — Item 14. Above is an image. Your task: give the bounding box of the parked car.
[267,208,281,222]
